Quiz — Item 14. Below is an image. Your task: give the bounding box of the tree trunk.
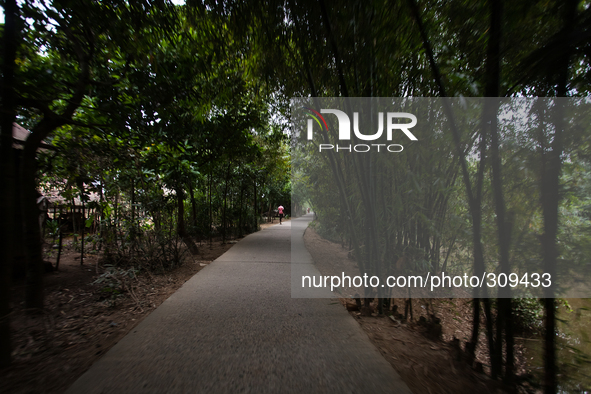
[20,120,66,312]
[188,178,197,231]
[479,298,496,376]
[238,185,244,237]
[467,298,480,366]
[56,227,63,271]
[71,199,77,241]
[504,298,514,382]
[542,2,576,391]
[98,176,104,251]
[114,191,119,246]
[544,298,556,393]
[209,169,213,245]
[253,177,258,231]
[130,178,135,232]
[79,184,85,265]
[21,144,45,311]
[483,0,515,381]
[177,186,198,255]
[222,162,231,243]
[0,0,19,367]
[129,178,135,261]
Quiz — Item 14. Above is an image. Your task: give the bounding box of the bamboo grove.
[237,0,591,391]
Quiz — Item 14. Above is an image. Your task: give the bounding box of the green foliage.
[14,0,292,276]
[512,298,544,333]
[44,219,60,239]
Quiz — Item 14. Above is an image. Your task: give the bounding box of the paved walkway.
[66,214,411,393]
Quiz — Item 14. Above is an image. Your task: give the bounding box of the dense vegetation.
[0,0,291,370]
[2,0,591,393]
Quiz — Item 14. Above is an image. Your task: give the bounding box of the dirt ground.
[0,237,236,394]
[0,219,293,394]
[303,226,537,394]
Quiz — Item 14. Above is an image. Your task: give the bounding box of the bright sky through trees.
[0,0,187,24]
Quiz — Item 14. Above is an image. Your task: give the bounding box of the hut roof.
[12,123,55,151]
[12,123,30,143]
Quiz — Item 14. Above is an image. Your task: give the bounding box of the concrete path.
[66,214,411,394]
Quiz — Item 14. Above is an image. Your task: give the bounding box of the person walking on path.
[278,205,284,224]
